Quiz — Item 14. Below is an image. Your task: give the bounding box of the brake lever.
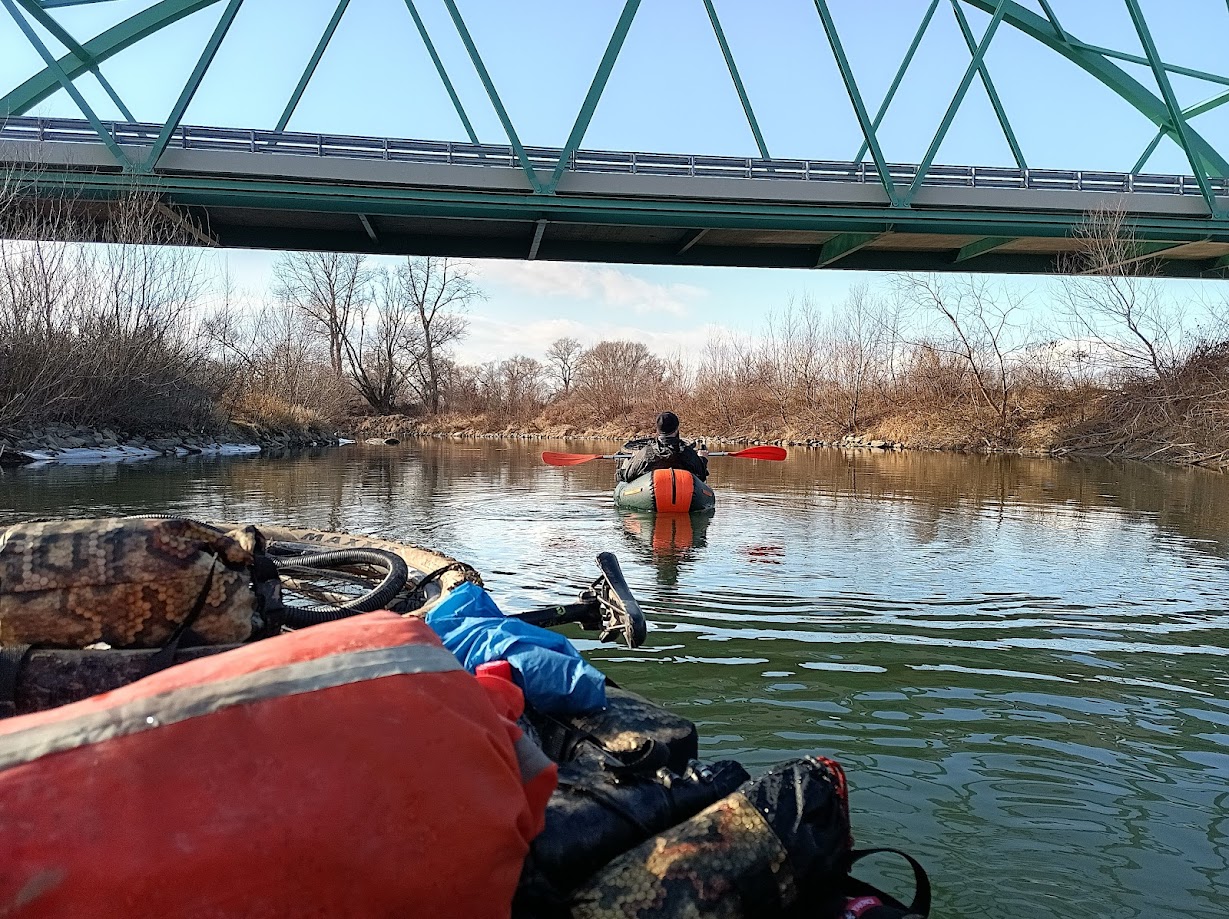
[502,553,647,649]
[593,552,648,648]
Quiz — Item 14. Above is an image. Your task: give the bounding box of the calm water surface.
[3,442,1228,918]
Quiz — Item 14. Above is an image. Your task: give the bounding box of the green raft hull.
[614,468,716,513]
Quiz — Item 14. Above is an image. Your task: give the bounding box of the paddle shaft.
[542,445,786,466]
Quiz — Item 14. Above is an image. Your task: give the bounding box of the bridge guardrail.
[3,115,1225,199]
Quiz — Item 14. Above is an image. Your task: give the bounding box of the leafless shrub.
[204,294,353,424]
[572,340,666,420]
[0,174,220,433]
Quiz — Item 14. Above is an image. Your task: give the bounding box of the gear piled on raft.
[0,517,930,919]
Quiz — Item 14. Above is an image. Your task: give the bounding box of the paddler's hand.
[698,443,709,457]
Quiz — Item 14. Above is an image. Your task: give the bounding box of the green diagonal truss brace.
[402,0,480,146]
[440,0,542,192]
[960,0,1229,179]
[276,0,350,133]
[814,0,901,207]
[1123,0,1220,216]
[542,0,641,195]
[950,0,1024,170]
[2,0,131,163]
[905,0,1008,205]
[1,0,223,118]
[1,0,1228,216]
[854,0,939,164]
[702,0,769,160]
[16,0,135,121]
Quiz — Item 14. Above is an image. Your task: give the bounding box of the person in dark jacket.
[617,412,709,483]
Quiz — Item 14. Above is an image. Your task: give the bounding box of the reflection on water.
[619,510,711,585]
[3,442,1228,919]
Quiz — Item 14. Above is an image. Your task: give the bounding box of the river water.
[3,441,1227,918]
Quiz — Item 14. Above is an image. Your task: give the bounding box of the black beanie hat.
[656,411,680,435]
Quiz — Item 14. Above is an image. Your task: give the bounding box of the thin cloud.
[462,313,735,366]
[475,261,704,317]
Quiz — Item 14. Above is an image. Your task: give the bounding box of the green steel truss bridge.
[4,0,1229,275]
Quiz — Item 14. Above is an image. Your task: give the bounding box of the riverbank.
[346,411,1229,468]
[346,414,1074,457]
[6,406,1222,472]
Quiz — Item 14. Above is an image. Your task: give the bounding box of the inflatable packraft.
[0,517,931,919]
[614,468,716,513]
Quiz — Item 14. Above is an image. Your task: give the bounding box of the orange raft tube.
[613,468,716,513]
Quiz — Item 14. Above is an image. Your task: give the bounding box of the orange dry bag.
[0,611,555,919]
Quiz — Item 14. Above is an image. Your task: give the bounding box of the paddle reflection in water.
[618,510,712,586]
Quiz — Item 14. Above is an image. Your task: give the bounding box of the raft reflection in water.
[619,510,711,586]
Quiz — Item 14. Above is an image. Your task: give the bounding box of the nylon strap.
[849,847,932,917]
[144,561,217,676]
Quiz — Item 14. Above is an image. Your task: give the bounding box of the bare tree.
[544,336,583,395]
[829,285,889,433]
[1059,208,1186,384]
[340,267,423,414]
[500,355,546,415]
[273,251,372,378]
[573,340,665,416]
[898,274,1023,433]
[397,257,477,414]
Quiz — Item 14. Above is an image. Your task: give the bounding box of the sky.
[4,0,1229,362]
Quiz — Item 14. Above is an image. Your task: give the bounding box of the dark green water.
[3,442,1227,918]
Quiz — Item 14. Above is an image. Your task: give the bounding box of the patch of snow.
[16,443,261,466]
[197,443,262,456]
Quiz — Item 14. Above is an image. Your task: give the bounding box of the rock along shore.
[345,416,1064,458]
[0,422,343,468]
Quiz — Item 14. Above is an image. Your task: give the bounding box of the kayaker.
[616,411,710,483]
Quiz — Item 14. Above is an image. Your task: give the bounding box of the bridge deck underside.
[6,139,1229,276]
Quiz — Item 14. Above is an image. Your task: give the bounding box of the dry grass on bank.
[227,392,332,434]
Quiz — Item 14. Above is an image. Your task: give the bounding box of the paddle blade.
[729,445,788,461]
[542,451,604,466]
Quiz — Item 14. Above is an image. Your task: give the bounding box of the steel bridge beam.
[4,0,1229,227]
[702,0,769,160]
[13,162,1229,276]
[1080,239,1203,275]
[1,0,224,117]
[815,232,882,268]
[16,0,135,121]
[16,160,1226,254]
[276,0,350,133]
[960,0,1229,179]
[953,236,1017,263]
